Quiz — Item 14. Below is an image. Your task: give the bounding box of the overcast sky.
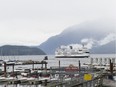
[0,0,115,46]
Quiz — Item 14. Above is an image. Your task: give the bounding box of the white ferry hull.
[55,54,89,58]
[55,56,89,58]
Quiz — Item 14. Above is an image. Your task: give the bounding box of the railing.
[47,74,104,87]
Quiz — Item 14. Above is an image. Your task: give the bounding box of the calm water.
[0,54,115,87]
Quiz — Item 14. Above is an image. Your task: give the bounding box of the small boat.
[19,77,29,83]
[0,77,8,82]
[0,60,3,66]
[39,77,51,82]
[0,77,18,83]
[2,60,16,66]
[14,67,29,72]
[65,64,78,72]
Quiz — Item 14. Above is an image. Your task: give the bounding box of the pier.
[0,73,112,87]
[47,76,104,87]
[0,57,116,87]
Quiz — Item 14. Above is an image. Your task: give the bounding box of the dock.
[47,76,103,87]
[0,57,116,87]
[0,74,113,87]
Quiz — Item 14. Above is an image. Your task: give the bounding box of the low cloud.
[81,38,96,49]
[98,33,116,46]
[81,33,116,49]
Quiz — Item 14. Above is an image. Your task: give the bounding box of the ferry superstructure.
[55,44,90,58]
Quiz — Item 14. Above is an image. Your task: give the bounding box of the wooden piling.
[78,60,81,74]
[41,61,43,70]
[12,64,14,76]
[4,62,7,77]
[95,58,98,64]
[32,61,34,70]
[110,59,113,74]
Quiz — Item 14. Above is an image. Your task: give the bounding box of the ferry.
[55,44,90,58]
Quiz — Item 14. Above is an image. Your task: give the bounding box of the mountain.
[0,45,46,55]
[39,19,116,54]
[90,40,116,54]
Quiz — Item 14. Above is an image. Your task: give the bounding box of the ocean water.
[0,54,115,87]
[0,54,116,72]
